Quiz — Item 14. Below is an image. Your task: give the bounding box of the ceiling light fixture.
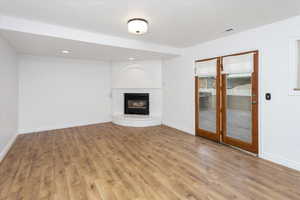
[225,28,234,32]
[128,57,135,61]
[128,18,148,35]
[61,50,70,54]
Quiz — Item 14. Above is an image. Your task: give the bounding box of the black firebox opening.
[124,93,149,115]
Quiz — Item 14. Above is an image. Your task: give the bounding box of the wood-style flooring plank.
[0,123,300,200]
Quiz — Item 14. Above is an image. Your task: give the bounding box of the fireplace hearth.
[124,93,149,115]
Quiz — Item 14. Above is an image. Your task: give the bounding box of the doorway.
[195,51,258,154]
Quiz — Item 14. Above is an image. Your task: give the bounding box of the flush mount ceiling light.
[127,18,148,35]
[61,50,70,54]
[128,57,135,61]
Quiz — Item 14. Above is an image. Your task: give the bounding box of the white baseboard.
[163,124,195,136]
[161,121,195,136]
[18,120,112,134]
[0,134,18,163]
[260,152,300,171]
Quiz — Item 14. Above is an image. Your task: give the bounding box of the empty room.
[1,0,300,199]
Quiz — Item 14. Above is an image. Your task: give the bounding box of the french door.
[195,58,221,142]
[195,51,258,154]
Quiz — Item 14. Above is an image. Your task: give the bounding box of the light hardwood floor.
[0,123,300,200]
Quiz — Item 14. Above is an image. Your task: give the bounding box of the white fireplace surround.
[112,114,161,127]
[111,60,162,127]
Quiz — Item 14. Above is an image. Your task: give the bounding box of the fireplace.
[124,93,149,115]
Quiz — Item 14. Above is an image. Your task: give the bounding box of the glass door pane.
[199,77,217,133]
[225,74,252,143]
[195,58,221,142]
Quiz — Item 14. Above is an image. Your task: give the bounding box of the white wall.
[163,15,300,171]
[112,60,162,89]
[18,55,111,133]
[112,60,162,117]
[0,35,18,161]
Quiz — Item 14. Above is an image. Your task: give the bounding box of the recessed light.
[128,18,148,35]
[61,50,70,54]
[128,57,135,61]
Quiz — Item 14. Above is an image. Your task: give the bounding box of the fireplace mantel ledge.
[112,114,162,127]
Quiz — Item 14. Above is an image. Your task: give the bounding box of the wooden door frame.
[221,50,259,154]
[195,57,221,142]
[194,50,259,154]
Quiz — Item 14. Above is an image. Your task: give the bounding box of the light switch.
[265,93,271,100]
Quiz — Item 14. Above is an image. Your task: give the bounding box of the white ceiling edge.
[0,29,180,61]
[0,15,182,57]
